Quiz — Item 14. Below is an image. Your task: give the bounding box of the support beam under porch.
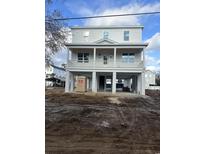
[112,72,116,94]
[92,71,97,93]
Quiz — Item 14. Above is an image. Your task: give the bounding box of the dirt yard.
[45,88,160,154]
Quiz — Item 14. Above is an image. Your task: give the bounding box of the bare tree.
[45,0,67,66]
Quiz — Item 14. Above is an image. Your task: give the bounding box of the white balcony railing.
[67,59,143,69]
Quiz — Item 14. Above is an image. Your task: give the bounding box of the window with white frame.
[124,31,129,41]
[122,53,135,63]
[83,31,89,42]
[78,53,89,63]
[103,31,109,39]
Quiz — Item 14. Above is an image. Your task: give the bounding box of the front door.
[103,56,108,64]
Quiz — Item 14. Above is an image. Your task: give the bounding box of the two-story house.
[65,26,148,94]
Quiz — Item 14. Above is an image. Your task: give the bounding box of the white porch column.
[93,48,96,66]
[132,75,137,93]
[141,48,145,68]
[104,76,107,92]
[137,72,145,95]
[70,72,74,92]
[137,74,141,94]
[128,79,131,89]
[112,72,116,94]
[141,50,144,61]
[89,77,92,91]
[141,72,145,95]
[113,48,116,67]
[92,71,97,92]
[65,48,70,93]
[65,70,70,93]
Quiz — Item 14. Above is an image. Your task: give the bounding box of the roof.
[94,38,118,44]
[70,25,144,29]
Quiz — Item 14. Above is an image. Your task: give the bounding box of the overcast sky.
[47,0,160,72]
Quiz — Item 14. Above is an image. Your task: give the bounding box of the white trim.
[67,69,143,73]
[93,48,96,66]
[70,25,144,29]
[114,48,116,67]
[94,38,118,44]
[67,46,147,49]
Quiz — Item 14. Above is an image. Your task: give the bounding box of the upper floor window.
[83,31,89,42]
[103,31,109,39]
[122,53,135,63]
[124,31,129,41]
[78,53,89,63]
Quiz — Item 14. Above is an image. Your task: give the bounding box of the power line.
[46,12,160,21]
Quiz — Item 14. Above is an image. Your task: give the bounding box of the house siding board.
[71,28,142,44]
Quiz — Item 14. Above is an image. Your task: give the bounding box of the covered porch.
[65,71,145,95]
[67,45,145,70]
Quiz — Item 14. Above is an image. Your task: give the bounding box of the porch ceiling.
[70,72,140,79]
[117,72,140,79]
[69,47,143,52]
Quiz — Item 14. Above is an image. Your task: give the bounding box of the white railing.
[67,59,143,69]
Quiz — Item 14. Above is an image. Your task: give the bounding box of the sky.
[46,0,160,72]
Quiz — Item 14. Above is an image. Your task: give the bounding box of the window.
[124,31,129,41]
[83,31,89,37]
[103,31,109,39]
[78,53,89,63]
[78,53,83,63]
[83,31,89,42]
[122,53,128,63]
[122,53,135,63]
[84,53,89,63]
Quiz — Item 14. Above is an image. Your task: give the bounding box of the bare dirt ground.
[45,88,160,154]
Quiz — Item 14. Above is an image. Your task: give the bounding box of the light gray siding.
[71,27,143,43]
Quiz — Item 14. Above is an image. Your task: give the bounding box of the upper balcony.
[67,59,144,69]
[66,46,147,72]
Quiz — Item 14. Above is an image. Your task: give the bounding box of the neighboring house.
[45,64,66,87]
[65,26,148,94]
[145,70,156,89]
